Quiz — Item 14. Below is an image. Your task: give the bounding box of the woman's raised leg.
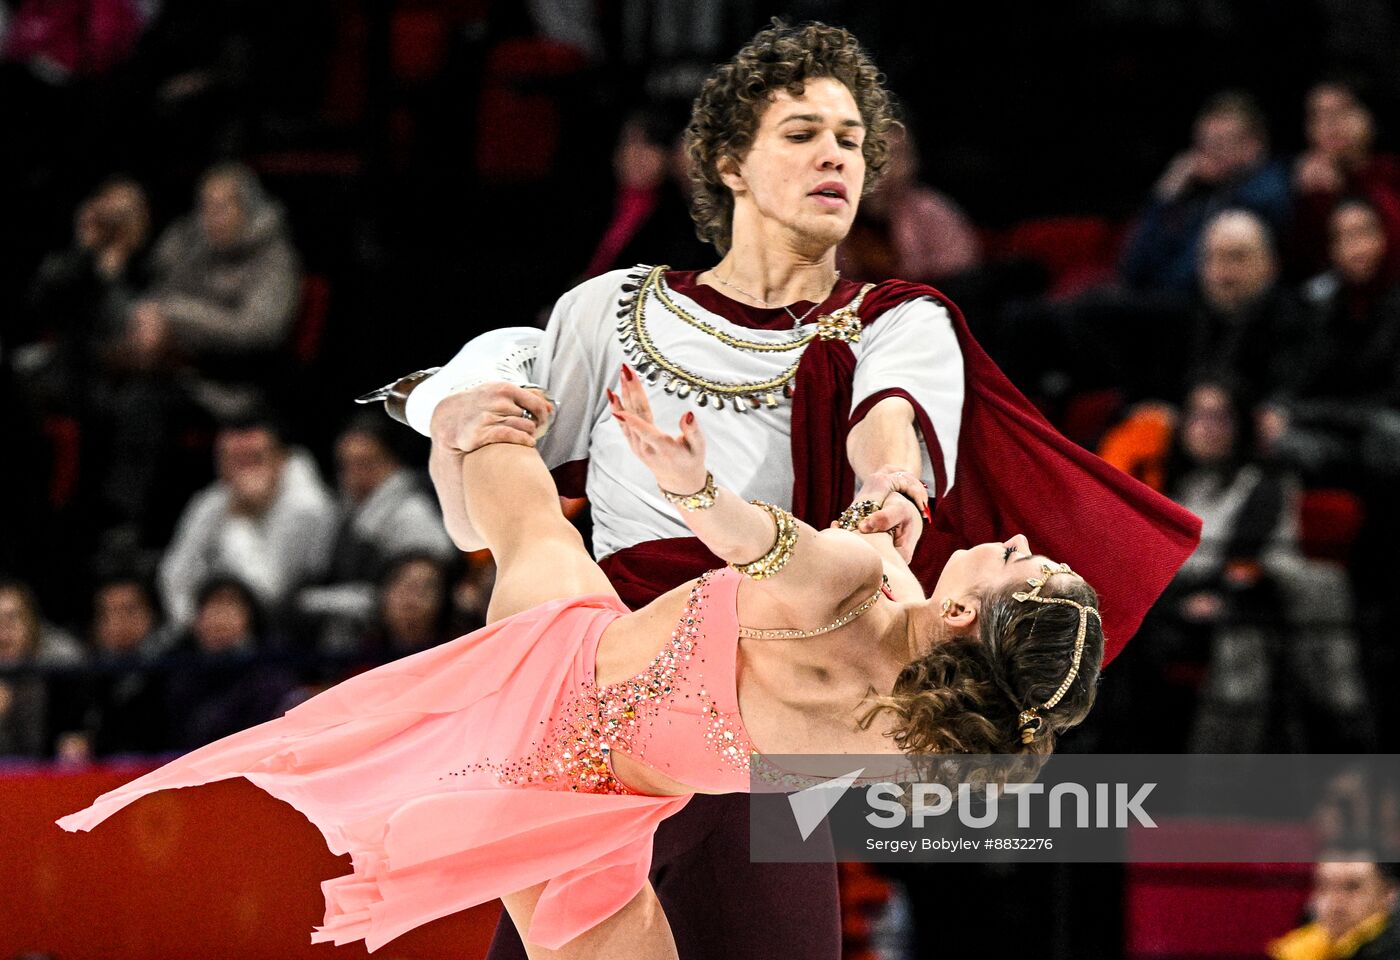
[430,440,616,622]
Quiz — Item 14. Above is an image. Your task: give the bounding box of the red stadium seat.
[1003,216,1123,298]
[291,275,331,366]
[1297,488,1365,565]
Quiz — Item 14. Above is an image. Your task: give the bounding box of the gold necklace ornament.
[615,265,873,413]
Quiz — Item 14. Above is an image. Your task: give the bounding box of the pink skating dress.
[57,568,757,951]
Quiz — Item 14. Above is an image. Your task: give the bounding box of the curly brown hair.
[684,19,897,255]
[859,576,1104,757]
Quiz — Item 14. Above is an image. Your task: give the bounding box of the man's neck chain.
[713,268,841,327]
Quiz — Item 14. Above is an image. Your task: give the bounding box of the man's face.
[200,176,245,249]
[1331,204,1389,285]
[1313,861,1396,941]
[217,428,285,514]
[1193,113,1261,184]
[93,583,155,654]
[723,77,866,252]
[1200,215,1276,313]
[336,433,394,505]
[1307,85,1373,160]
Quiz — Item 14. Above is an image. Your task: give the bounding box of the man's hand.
[429,383,553,454]
[850,465,929,562]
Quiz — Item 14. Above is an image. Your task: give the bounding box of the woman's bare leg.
[501,881,678,960]
[430,440,616,622]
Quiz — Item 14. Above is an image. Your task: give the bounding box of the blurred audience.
[17,177,151,406]
[359,554,459,660]
[583,106,711,278]
[1142,382,1370,753]
[163,576,295,749]
[1121,91,1291,294]
[0,581,85,758]
[839,123,981,284]
[296,414,455,653]
[158,415,336,629]
[1291,79,1400,280]
[71,576,173,759]
[1188,210,1308,398]
[1271,858,1400,960]
[1269,196,1400,482]
[129,161,301,418]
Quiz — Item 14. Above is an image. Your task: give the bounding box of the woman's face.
[723,77,866,252]
[931,534,1065,614]
[1182,385,1236,464]
[1331,203,1389,285]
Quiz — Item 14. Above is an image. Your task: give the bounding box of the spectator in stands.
[1187,209,1309,397]
[582,106,713,277]
[0,581,85,758]
[158,415,336,630]
[125,161,301,418]
[164,576,295,749]
[359,554,458,660]
[1291,78,1400,280]
[1151,382,1370,753]
[296,414,455,653]
[1121,91,1291,294]
[17,177,151,406]
[73,576,174,758]
[1268,197,1400,481]
[838,123,981,284]
[1271,858,1400,960]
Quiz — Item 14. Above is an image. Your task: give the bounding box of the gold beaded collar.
[738,576,889,640]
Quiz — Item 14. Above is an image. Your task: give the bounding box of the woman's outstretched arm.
[610,367,885,626]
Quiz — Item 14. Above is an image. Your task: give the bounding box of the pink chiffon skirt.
[57,593,691,951]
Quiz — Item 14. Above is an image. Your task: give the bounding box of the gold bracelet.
[836,499,880,532]
[659,472,717,511]
[730,501,799,580]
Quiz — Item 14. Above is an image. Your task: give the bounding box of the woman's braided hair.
[859,576,1104,756]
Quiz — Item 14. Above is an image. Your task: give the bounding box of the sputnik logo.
[788,768,865,840]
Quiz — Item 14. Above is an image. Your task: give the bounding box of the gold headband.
[1012,563,1099,744]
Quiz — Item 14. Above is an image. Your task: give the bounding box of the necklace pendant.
[731,396,748,413]
[663,378,679,394]
[783,383,795,399]
[676,382,692,398]
[696,391,711,407]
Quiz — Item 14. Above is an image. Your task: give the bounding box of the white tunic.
[535,268,965,560]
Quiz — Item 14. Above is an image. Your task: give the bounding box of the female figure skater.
[59,367,1103,957]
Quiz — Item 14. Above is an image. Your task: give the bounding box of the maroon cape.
[579,282,1201,664]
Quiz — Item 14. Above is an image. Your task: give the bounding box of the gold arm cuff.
[730,501,799,580]
[659,472,717,512]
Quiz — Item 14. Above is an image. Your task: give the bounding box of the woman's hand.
[608,364,708,495]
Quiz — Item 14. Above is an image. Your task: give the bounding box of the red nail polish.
[607,389,619,405]
[683,412,695,425]
[621,364,634,381]
[921,504,932,521]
